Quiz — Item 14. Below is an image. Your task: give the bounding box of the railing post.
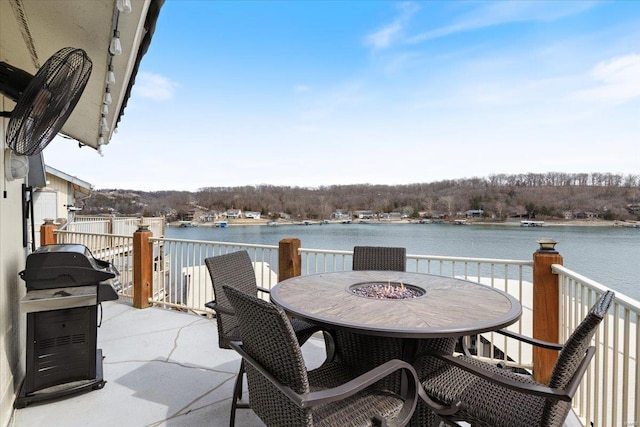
[532,239,563,384]
[133,224,153,309]
[40,218,57,245]
[279,238,301,281]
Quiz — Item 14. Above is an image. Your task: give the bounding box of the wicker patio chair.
[223,285,420,427]
[417,290,615,427]
[204,250,322,426]
[352,246,406,272]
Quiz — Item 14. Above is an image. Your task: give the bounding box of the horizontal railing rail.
[553,264,639,427]
[68,216,165,238]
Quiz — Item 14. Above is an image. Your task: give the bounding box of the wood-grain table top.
[271,271,522,338]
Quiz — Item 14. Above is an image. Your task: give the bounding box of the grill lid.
[20,244,117,290]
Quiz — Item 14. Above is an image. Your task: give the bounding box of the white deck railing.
[553,264,639,427]
[50,226,637,427]
[66,216,165,237]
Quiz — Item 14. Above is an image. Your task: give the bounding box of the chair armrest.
[304,359,417,402]
[230,341,419,426]
[307,359,420,427]
[204,300,235,316]
[431,348,595,402]
[495,329,564,351]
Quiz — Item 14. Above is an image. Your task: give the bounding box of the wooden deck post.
[532,239,563,384]
[279,238,301,281]
[133,224,153,309]
[40,219,57,245]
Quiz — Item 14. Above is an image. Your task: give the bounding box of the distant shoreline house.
[332,210,350,220]
[465,209,484,218]
[354,210,374,219]
[225,209,242,219]
[200,212,218,223]
[380,212,402,220]
[244,211,261,219]
[575,211,597,220]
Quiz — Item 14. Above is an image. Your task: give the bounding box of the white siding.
[0,139,28,427]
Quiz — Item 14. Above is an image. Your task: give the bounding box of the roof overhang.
[0,0,163,150]
[45,164,93,195]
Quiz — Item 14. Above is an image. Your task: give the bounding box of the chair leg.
[230,359,248,427]
[237,359,244,398]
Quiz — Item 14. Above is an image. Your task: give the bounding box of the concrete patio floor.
[11,300,326,427]
[11,300,582,427]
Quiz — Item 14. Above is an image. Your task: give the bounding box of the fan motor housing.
[0,62,33,102]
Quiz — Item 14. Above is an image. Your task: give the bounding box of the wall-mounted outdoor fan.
[0,47,92,156]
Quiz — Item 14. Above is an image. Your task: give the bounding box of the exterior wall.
[40,173,74,223]
[0,124,27,427]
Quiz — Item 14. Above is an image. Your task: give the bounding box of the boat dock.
[520,220,545,227]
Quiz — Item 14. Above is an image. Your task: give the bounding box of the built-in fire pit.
[349,281,425,299]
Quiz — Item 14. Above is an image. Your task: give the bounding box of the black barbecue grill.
[15,244,120,408]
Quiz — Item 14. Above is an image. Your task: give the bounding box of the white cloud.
[408,1,597,44]
[133,72,178,101]
[366,21,403,49]
[574,54,640,102]
[365,2,419,49]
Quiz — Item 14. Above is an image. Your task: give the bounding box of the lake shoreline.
[169,218,638,228]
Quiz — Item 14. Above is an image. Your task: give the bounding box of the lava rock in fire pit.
[350,281,424,299]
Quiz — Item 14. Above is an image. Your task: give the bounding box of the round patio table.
[270,271,522,339]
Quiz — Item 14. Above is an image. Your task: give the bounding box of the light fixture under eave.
[106,65,116,85]
[101,116,109,132]
[109,30,122,56]
[116,0,132,14]
[103,88,112,105]
[4,148,29,181]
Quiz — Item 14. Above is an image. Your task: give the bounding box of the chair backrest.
[205,250,258,348]
[223,285,313,425]
[542,290,615,425]
[352,246,406,271]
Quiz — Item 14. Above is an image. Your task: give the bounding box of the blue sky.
[46,0,640,191]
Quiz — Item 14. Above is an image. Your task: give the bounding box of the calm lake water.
[166,223,639,301]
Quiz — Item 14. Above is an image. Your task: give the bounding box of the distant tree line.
[83,172,640,222]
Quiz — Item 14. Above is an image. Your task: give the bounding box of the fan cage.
[6,47,92,156]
